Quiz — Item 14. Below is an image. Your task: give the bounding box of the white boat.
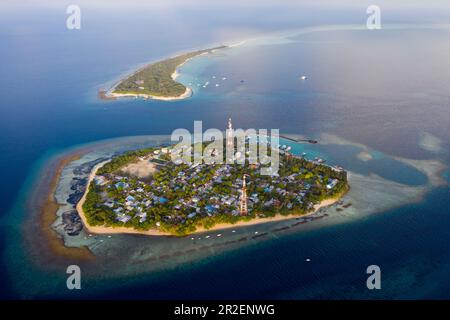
[300,75,307,80]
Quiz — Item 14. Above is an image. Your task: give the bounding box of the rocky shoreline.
[59,157,109,236]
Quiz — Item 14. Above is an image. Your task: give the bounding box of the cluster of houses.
[93,146,342,226]
[97,162,246,224]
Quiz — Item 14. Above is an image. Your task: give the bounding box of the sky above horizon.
[2,0,450,13]
[1,0,450,39]
[1,0,450,8]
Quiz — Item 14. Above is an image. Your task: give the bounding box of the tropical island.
[78,133,348,236]
[105,45,227,101]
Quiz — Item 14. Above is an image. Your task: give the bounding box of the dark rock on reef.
[66,157,109,205]
[67,178,86,205]
[70,177,87,191]
[62,210,83,236]
[67,192,84,205]
[72,157,109,176]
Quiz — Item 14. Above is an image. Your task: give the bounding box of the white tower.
[227,117,233,149]
[240,174,248,216]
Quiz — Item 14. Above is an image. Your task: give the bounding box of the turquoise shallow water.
[0,4,449,299]
[281,139,428,186]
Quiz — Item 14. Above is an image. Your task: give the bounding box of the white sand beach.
[108,86,192,101]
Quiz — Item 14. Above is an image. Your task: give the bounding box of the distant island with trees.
[103,45,227,101]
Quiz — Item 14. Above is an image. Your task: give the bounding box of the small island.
[105,45,227,101]
[78,136,348,236]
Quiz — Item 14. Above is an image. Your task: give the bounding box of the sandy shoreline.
[76,161,343,237]
[108,86,192,101]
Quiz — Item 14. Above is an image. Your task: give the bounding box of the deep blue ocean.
[0,2,449,299]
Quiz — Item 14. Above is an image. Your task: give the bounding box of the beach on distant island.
[108,87,193,101]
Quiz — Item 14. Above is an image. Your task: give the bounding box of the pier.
[279,135,318,144]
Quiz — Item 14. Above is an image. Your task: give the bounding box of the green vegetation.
[82,142,348,236]
[113,46,226,97]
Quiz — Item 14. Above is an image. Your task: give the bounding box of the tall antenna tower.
[227,117,233,149]
[240,174,249,215]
